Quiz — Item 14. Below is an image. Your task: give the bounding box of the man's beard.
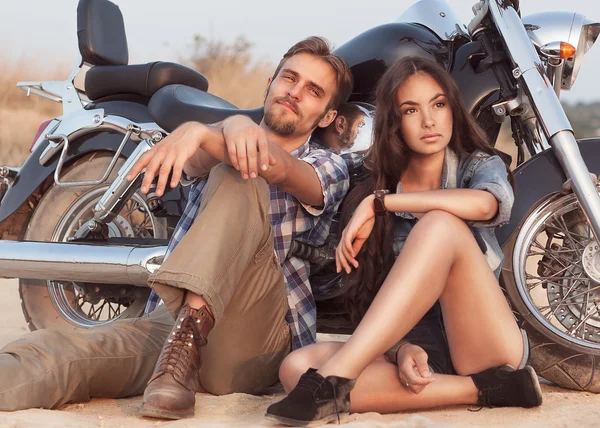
[264,108,297,137]
[337,129,352,149]
[263,91,328,137]
[262,95,301,137]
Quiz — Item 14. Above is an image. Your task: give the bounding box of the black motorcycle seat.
[85,62,209,102]
[148,84,264,133]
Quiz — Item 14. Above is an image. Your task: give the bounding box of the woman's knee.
[279,342,342,392]
[452,338,525,377]
[411,210,473,248]
[279,349,315,392]
[418,210,466,231]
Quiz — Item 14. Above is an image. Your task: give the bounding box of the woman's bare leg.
[280,342,479,413]
[317,210,523,379]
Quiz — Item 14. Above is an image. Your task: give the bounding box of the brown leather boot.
[139,303,214,419]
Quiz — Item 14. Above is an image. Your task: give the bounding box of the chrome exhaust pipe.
[0,241,167,286]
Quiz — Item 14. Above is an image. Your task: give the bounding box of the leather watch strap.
[373,189,390,216]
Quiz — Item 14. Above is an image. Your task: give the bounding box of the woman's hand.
[336,195,376,273]
[396,343,435,394]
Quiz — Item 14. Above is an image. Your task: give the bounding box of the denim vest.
[392,148,514,279]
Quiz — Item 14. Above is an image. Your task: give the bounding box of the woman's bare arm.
[380,188,499,221]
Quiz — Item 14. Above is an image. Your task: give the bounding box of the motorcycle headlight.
[523,11,600,90]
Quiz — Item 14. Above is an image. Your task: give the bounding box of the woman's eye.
[404,108,416,115]
[435,101,446,108]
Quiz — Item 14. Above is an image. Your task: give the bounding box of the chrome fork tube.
[486,0,600,241]
[550,132,600,234]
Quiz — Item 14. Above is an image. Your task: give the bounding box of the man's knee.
[206,163,269,200]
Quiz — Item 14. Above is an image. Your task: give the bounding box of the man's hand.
[222,115,277,180]
[396,343,435,394]
[126,122,205,197]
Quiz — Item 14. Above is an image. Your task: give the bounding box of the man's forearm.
[181,117,323,206]
[183,123,226,178]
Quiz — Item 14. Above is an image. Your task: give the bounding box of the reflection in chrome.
[397,0,466,41]
[341,104,375,155]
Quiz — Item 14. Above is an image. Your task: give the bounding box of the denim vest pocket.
[392,218,414,257]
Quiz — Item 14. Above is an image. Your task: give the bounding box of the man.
[0,36,354,419]
[311,102,368,153]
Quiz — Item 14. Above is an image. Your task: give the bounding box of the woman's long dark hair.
[342,56,512,326]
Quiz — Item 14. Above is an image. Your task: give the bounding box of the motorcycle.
[1,0,600,392]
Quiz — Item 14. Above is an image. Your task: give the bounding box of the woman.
[265,57,542,426]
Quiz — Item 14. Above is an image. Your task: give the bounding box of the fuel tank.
[334,22,503,142]
[334,22,450,103]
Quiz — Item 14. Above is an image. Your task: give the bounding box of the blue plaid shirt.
[144,141,350,349]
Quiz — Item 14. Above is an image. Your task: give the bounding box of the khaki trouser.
[0,164,291,411]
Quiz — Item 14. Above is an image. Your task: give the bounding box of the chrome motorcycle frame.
[469,1,600,243]
[15,55,167,227]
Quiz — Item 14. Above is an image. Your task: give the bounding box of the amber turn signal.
[560,42,577,59]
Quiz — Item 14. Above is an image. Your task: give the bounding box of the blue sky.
[2,0,599,103]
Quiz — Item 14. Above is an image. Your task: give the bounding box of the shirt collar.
[289,137,312,159]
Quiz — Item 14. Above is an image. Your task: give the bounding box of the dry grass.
[0,61,64,166]
[183,35,272,108]
[0,37,272,167]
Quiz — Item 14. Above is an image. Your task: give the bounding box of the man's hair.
[335,103,364,123]
[312,103,363,141]
[272,36,354,110]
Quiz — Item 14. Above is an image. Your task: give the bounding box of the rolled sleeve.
[300,150,350,216]
[468,155,514,228]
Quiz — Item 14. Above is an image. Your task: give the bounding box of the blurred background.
[1,0,599,166]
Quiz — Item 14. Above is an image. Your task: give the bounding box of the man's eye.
[309,89,319,96]
[283,75,294,81]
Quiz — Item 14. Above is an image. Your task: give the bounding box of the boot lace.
[156,318,198,380]
[296,371,342,425]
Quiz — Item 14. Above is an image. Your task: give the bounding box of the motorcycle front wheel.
[502,192,600,392]
[19,152,167,331]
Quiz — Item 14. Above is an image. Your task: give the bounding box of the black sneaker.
[470,365,543,408]
[265,368,356,427]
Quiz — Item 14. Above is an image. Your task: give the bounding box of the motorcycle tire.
[501,192,600,392]
[19,152,167,331]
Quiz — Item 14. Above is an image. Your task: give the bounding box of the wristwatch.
[373,189,390,216]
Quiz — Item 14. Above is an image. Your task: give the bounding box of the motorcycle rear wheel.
[19,152,167,331]
[502,192,600,392]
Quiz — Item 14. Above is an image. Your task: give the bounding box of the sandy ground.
[0,278,599,427]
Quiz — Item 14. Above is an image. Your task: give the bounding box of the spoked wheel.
[19,153,167,331]
[502,192,600,391]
